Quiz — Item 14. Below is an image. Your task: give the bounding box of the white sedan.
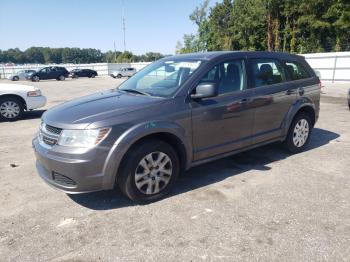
[0,83,46,121]
[7,70,36,81]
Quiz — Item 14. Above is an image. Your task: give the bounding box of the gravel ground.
[0,77,349,261]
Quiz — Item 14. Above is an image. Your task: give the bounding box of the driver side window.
[200,59,246,95]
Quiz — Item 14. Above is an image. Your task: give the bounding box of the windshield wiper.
[120,89,150,96]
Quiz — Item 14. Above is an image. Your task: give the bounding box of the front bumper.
[27,96,47,110]
[32,137,113,194]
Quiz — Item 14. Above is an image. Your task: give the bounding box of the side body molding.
[101,121,193,190]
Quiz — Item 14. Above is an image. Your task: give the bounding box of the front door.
[191,59,255,161]
[38,68,49,80]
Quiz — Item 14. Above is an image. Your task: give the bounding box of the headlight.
[57,128,111,148]
[27,89,42,97]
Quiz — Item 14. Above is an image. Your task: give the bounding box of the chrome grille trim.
[45,124,62,135]
[39,123,61,147]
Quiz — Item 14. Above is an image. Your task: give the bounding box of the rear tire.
[91,74,96,78]
[117,74,122,78]
[283,113,312,153]
[118,139,180,202]
[0,97,24,121]
[13,76,19,81]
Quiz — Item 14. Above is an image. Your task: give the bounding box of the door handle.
[298,88,305,96]
[238,98,251,104]
[286,89,296,95]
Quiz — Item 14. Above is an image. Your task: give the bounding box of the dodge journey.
[33,51,320,202]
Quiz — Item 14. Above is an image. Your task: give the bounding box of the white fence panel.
[0,63,151,79]
[1,52,349,82]
[303,52,350,82]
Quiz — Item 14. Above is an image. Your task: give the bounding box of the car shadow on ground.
[68,128,339,210]
[0,110,46,122]
[22,110,46,120]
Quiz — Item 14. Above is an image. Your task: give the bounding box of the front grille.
[45,125,62,135]
[39,123,61,147]
[52,172,77,186]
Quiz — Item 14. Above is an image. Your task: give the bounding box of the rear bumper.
[27,96,46,110]
[32,137,112,194]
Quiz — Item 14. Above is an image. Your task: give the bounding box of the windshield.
[118,59,202,97]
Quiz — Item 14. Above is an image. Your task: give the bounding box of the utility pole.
[113,41,116,62]
[122,0,126,52]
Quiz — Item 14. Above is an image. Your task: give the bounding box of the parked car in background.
[30,67,69,82]
[70,69,98,78]
[0,83,46,121]
[7,70,36,81]
[110,67,136,78]
[33,51,320,202]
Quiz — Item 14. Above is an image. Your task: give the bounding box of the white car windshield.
[118,60,202,97]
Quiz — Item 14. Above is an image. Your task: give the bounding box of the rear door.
[191,58,256,160]
[49,67,58,79]
[247,57,297,144]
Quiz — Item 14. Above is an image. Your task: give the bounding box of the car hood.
[43,89,166,129]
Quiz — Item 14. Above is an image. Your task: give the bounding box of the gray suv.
[33,52,320,202]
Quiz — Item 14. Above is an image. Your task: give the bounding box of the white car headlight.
[57,128,111,148]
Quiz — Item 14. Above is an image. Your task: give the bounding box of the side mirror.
[190,82,218,99]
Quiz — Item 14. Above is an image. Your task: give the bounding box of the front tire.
[0,97,24,121]
[283,113,312,153]
[58,75,65,81]
[32,76,40,82]
[13,76,19,81]
[118,139,180,202]
[117,74,122,78]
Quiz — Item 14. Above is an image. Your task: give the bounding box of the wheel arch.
[0,94,27,110]
[282,100,316,138]
[101,121,192,190]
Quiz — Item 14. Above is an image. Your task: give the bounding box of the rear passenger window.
[285,61,311,80]
[200,60,246,94]
[250,59,285,88]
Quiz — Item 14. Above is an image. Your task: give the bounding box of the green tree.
[116,51,133,63]
[177,0,210,53]
[179,0,350,54]
[24,47,44,63]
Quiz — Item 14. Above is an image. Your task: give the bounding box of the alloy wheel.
[134,152,173,195]
[293,119,309,147]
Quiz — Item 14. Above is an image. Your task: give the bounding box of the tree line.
[0,47,165,64]
[177,0,350,54]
